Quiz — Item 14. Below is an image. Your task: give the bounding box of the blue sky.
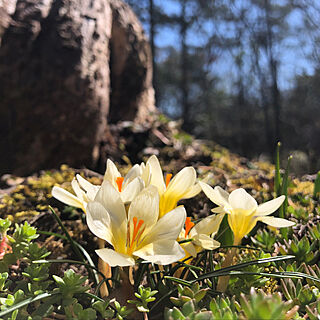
[140,0,316,92]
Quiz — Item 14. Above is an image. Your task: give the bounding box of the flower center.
[185,217,195,238]
[115,177,124,192]
[165,173,172,188]
[128,216,145,253]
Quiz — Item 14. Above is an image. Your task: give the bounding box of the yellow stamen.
[185,217,195,238]
[116,177,124,192]
[166,173,173,188]
[131,216,144,248]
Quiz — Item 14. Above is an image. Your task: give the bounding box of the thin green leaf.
[0,292,59,317]
[164,276,192,286]
[275,142,281,196]
[313,171,320,198]
[194,255,295,282]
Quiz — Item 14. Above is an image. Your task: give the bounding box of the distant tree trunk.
[149,0,157,104]
[251,42,274,156]
[180,0,191,131]
[0,0,155,175]
[264,0,281,146]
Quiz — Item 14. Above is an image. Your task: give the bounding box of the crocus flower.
[199,182,295,245]
[146,155,201,218]
[52,174,99,212]
[86,182,186,266]
[179,213,224,258]
[104,159,146,203]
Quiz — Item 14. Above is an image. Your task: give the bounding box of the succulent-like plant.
[239,288,293,320]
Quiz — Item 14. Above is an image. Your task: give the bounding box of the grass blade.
[0,292,59,317]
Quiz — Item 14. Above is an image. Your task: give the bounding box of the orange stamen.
[165,173,173,188]
[131,216,144,248]
[185,217,195,238]
[116,177,124,192]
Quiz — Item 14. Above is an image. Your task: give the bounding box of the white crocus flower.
[86,182,186,266]
[52,174,99,212]
[179,213,224,258]
[104,159,147,203]
[146,155,201,218]
[199,182,295,245]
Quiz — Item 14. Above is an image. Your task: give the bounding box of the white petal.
[182,242,197,257]
[123,164,142,186]
[71,178,85,201]
[147,155,166,195]
[134,239,185,265]
[96,248,135,267]
[181,183,201,199]
[121,177,144,203]
[52,186,83,209]
[193,234,220,250]
[199,182,229,207]
[189,213,224,238]
[94,181,127,251]
[143,206,186,245]
[229,188,257,212]
[86,201,113,244]
[141,162,151,186]
[256,196,285,216]
[76,174,100,201]
[211,207,226,214]
[166,167,197,197]
[104,159,121,187]
[257,216,295,228]
[128,185,159,234]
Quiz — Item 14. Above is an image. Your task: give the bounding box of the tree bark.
[0,0,155,175]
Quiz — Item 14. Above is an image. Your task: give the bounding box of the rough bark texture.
[0,0,155,175]
[109,0,155,124]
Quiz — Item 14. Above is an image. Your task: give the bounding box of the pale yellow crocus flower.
[146,155,201,218]
[199,182,295,245]
[52,174,99,213]
[200,181,295,292]
[104,159,147,204]
[179,213,224,258]
[86,182,186,266]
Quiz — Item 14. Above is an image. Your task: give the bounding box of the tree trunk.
[0,0,155,175]
[180,0,190,131]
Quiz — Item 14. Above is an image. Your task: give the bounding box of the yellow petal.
[257,216,295,228]
[96,248,135,267]
[166,167,196,197]
[256,195,285,216]
[228,210,258,243]
[52,186,83,209]
[181,241,197,257]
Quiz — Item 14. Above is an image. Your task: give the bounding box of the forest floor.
[0,114,319,319]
